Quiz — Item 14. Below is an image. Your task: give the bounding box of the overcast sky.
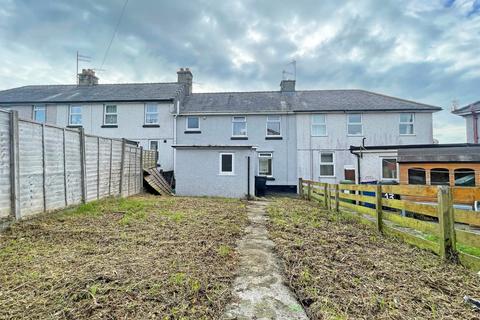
[1,0,479,142]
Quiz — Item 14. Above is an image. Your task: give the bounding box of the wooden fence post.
[298,178,303,198]
[307,180,312,200]
[323,184,328,208]
[326,184,331,210]
[334,184,339,212]
[9,111,21,220]
[79,127,87,203]
[139,146,143,194]
[375,185,383,233]
[437,186,456,261]
[41,123,47,212]
[119,139,126,197]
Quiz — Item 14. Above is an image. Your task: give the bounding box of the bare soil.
[0,195,248,319]
[266,198,480,320]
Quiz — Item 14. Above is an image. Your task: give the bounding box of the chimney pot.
[78,69,99,86]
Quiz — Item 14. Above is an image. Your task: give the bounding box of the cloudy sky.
[0,0,479,142]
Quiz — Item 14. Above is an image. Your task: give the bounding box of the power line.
[100,0,129,70]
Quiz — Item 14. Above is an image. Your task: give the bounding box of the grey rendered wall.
[175,148,255,198]
[464,114,478,143]
[176,114,297,186]
[0,109,143,225]
[296,112,435,183]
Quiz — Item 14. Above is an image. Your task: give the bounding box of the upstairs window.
[312,114,327,136]
[320,152,335,177]
[103,105,117,125]
[347,114,362,135]
[34,105,46,123]
[186,116,200,130]
[258,153,273,176]
[400,113,415,135]
[219,153,234,175]
[69,105,82,126]
[145,103,159,124]
[266,115,281,136]
[382,158,397,179]
[232,116,247,136]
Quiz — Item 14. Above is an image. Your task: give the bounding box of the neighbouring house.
[350,143,480,189]
[0,68,194,172]
[452,101,480,144]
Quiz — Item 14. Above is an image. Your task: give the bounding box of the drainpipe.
[173,100,179,172]
[472,105,479,144]
[350,138,367,184]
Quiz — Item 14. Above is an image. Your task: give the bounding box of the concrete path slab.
[222,201,309,320]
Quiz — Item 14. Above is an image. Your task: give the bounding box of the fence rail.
[299,178,480,272]
[0,110,143,227]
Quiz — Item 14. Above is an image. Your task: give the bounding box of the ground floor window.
[382,158,397,179]
[454,168,476,187]
[219,153,234,175]
[320,152,335,177]
[408,168,426,185]
[431,168,449,185]
[149,140,159,151]
[258,153,272,176]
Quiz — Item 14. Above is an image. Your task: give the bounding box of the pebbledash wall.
[0,109,143,228]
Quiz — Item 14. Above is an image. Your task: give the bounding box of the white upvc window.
[266,115,281,136]
[33,105,46,123]
[312,114,327,136]
[381,158,398,180]
[103,104,118,125]
[186,116,200,130]
[347,114,362,136]
[149,140,159,151]
[399,113,415,135]
[219,153,234,175]
[258,152,273,176]
[69,105,82,126]
[232,116,247,137]
[145,103,159,124]
[320,152,335,177]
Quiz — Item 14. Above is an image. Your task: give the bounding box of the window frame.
[219,153,235,175]
[68,105,82,126]
[149,140,159,151]
[319,151,335,177]
[381,157,398,180]
[430,168,450,186]
[33,105,46,123]
[185,116,200,131]
[399,113,415,135]
[144,103,159,125]
[311,114,327,137]
[266,115,282,137]
[347,113,363,136]
[232,116,247,137]
[258,152,273,177]
[103,104,118,126]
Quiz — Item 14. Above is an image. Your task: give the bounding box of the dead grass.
[0,195,248,319]
[267,198,480,320]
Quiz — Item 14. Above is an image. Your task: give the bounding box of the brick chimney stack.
[280,79,296,92]
[78,69,99,86]
[177,67,193,95]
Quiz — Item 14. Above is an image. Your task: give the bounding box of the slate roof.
[0,83,183,104]
[451,101,480,115]
[397,145,480,163]
[181,89,441,113]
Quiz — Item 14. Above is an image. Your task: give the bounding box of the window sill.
[347,134,364,137]
[311,135,328,137]
[219,173,236,176]
[265,136,283,140]
[143,124,160,128]
[399,134,416,136]
[258,176,275,181]
[67,125,82,128]
[101,125,118,128]
[184,130,201,134]
[231,136,248,140]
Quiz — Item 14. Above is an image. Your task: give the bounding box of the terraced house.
[0,68,441,198]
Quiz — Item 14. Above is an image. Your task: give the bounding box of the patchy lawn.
[0,195,248,319]
[267,198,480,320]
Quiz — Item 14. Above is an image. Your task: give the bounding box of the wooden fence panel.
[85,136,99,201]
[44,126,66,211]
[64,130,82,205]
[0,110,11,219]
